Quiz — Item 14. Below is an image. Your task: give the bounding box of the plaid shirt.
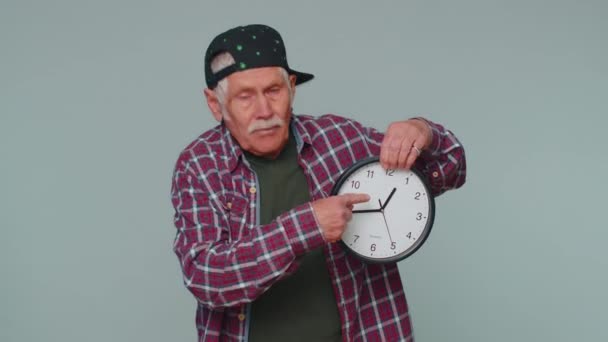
[171,114,466,341]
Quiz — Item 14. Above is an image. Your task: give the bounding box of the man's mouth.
[253,126,279,135]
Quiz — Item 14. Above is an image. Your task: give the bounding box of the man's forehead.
[226,67,286,88]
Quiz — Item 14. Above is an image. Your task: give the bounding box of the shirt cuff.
[278,202,326,256]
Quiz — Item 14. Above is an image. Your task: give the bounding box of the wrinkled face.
[205,67,296,159]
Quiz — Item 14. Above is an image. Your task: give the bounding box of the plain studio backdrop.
[1,0,607,341]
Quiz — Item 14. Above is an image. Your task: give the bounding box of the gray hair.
[209,52,234,106]
[209,52,293,110]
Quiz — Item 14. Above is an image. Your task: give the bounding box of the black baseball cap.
[204,24,314,89]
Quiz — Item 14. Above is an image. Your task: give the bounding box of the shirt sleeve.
[360,117,467,197]
[171,158,326,310]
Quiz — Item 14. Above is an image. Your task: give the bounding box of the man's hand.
[312,193,370,243]
[380,119,432,170]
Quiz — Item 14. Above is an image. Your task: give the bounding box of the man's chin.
[247,135,288,158]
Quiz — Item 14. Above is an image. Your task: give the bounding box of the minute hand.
[381,188,397,210]
[352,208,382,214]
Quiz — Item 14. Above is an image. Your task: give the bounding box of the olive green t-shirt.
[244,133,342,342]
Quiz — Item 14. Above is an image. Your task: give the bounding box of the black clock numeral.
[405,177,409,185]
[416,212,423,220]
[386,169,395,176]
[370,243,376,252]
[351,180,360,189]
[414,192,421,200]
[366,170,374,178]
[391,242,396,250]
[353,235,360,243]
[406,232,412,239]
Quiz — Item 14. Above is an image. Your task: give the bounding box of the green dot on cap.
[252,35,256,39]
[256,51,260,56]
[239,62,247,69]
[236,44,243,51]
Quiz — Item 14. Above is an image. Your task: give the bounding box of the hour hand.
[381,188,397,210]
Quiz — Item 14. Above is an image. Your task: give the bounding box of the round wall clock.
[331,157,435,263]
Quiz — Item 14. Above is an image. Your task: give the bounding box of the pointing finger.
[342,193,371,205]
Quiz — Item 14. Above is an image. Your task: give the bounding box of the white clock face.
[334,159,434,263]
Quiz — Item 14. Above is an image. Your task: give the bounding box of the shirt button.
[432,171,439,178]
[238,313,246,321]
[249,187,257,194]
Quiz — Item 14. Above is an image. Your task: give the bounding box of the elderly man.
[171,24,466,342]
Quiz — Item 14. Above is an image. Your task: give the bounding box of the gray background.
[2,0,607,341]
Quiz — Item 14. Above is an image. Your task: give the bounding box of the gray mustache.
[248,116,285,134]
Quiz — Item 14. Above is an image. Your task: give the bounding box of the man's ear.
[289,75,297,99]
[203,88,223,122]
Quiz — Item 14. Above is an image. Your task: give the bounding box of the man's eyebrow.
[233,85,255,94]
[235,81,283,92]
[265,82,283,89]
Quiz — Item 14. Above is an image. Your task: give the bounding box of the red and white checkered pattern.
[171,114,466,341]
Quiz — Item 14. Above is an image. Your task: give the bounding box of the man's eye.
[237,94,251,100]
[268,87,280,94]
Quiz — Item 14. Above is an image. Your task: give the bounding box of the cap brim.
[290,69,314,85]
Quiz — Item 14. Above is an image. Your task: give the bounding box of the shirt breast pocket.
[225,194,250,241]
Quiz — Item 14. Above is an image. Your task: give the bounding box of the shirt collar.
[220,123,243,172]
[291,115,313,150]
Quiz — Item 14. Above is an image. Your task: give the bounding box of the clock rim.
[330,156,436,264]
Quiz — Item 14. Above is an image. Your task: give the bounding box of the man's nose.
[255,94,273,118]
